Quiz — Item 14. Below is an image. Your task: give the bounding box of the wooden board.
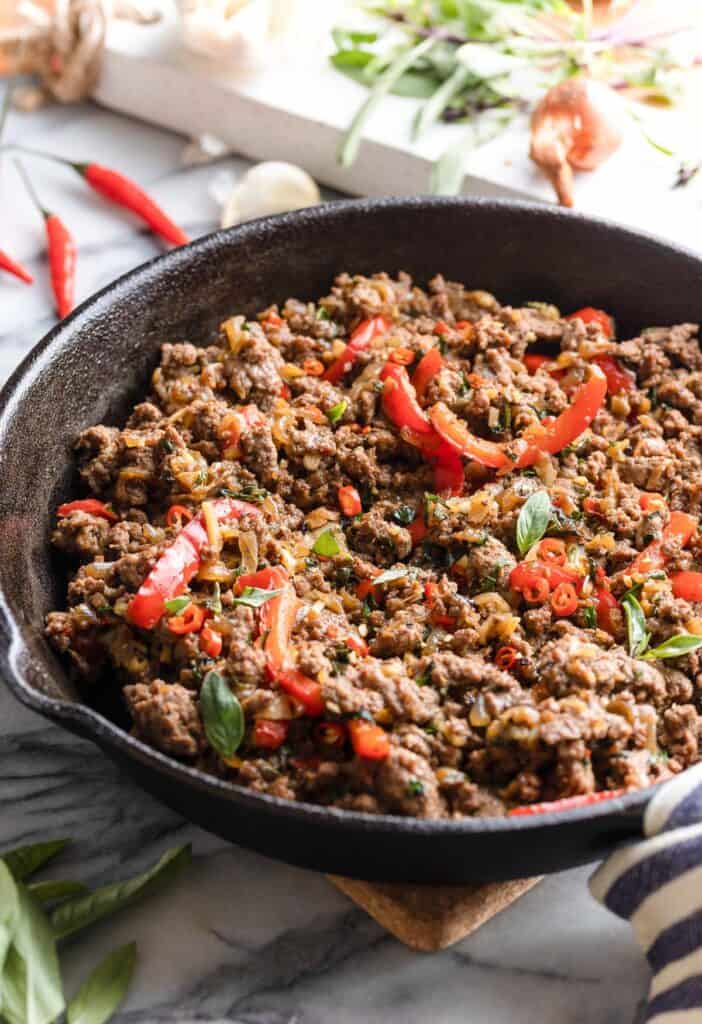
[328,875,542,951]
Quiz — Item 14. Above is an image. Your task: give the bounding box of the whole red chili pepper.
[0,248,33,284]
[15,161,76,319]
[13,148,189,247]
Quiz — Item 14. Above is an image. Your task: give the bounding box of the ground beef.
[47,272,702,819]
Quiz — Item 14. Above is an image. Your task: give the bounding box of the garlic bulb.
[220,162,320,228]
[180,0,272,69]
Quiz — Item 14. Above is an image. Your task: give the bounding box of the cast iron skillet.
[1,197,700,884]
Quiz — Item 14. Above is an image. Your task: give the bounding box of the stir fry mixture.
[46,273,702,818]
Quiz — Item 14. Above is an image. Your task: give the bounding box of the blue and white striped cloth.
[591,764,702,1023]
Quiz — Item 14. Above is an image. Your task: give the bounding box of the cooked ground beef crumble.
[46,271,702,818]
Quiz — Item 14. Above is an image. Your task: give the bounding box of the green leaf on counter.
[50,845,191,942]
[27,880,89,906]
[2,839,70,882]
[1,875,64,1024]
[67,943,137,1024]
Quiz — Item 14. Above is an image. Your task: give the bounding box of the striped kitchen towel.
[590,763,702,1023]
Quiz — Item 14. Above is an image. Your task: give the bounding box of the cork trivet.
[328,875,542,951]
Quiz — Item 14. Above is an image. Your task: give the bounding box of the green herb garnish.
[407,779,425,797]
[583,605,597,629]
[312,529,341,558]
[643,634,702,661]
[622,592,650,658]
[199,671,244,759]
[373,567,409,586]
[516,491,552,556]
[164,595,191,616]
[392,505,416,526]
[231,586,283,609]
[327,400,348,424]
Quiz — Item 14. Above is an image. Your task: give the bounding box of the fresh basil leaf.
[2,838,69,881]
[0,861,19,989]
[51,845,191,942]
[326,400,348,424]
[164,596,190,615]
[331,49,373,71]
[373,567,409,585]
[27,880,88,906]
[643,633,702,660]
[67,942,137,1024]
[2,878,64,1024]
[392,505,416,526]
[313,529,341,558]
[516,491,552,556]
[231,586,282,609]
[622,592,650,657]
[583,605,597,629]
[200,672,244,759]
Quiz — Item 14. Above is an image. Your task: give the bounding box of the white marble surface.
[0,97,651,1024]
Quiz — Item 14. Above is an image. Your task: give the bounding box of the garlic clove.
[220,161,320,228]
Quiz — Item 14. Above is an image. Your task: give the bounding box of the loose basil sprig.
[516,491,552,556]
[622,592,650,658]
[199,670,244,758]
[0,839,190,1024]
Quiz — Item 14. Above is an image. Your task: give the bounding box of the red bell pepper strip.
[57,498,117,522]
[566,307,614,338]
[434,445,464,497]
[380,363,437,437]
[596,588,620,634]
[348,719,390,760]
[0,248,33,284]
[324,316,392,383]
[199,625,223,657]
[236,566,289,594]
[429,403,510,469]
[127,498,260,629]
[671,572,702,602]
[338,485,362,517]
[508,789,625,816]
[408,514,428,546]
[523,353,556,374]
[626,511,698,577]
[412,348,444,402]
[253,720,289,749]
[515,366,607,467]
[346,634,369,657]
[593,355,635,395]
[277,668,325,717]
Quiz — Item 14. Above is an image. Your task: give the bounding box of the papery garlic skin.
[220,162,321,228]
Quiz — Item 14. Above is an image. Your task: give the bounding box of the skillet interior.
[1,196,700,883]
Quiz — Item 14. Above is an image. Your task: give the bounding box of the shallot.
[219,161,320,228]
[530,78,626,207]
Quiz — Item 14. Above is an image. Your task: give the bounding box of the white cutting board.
[95,1,702,252]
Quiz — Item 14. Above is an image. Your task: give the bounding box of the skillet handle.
[590,763,702,1022]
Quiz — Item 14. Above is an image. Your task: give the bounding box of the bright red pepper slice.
[433,444,464,497]
[408,514,428,546]
[412,348,444,402]
[199,624,223,657]
[596,588,620,634]
[277,668,325,717]
[236,566,289,594]
[626,511,698,577]
[316,721,347,747]
[593,355,635,395]
[380,363,437,437]
[508,789,625,816]
[566,307,614,338]
[429,403,510,469]
[550,581,578,617]
[324,316,392,383]
[510,560,582,596]
[515,366,607,467]
[167,603,208,635]
[57,499,117,523]
[346,634,369,657]
[253,720,289,749]
[348,719,390,760]
[523,353,556,374]
[671,572,702,602]
[338,485,362,517]
[127,498,260,629]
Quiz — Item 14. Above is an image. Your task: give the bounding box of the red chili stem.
[15,160,76,319]
[8,146,188,247]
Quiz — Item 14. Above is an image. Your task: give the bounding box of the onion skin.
[530,78,625,207]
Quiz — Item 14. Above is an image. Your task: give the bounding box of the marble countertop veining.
[0,99,650,1024]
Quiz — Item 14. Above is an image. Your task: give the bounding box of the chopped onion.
[238,530,259,574]
[256,693,294,721]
